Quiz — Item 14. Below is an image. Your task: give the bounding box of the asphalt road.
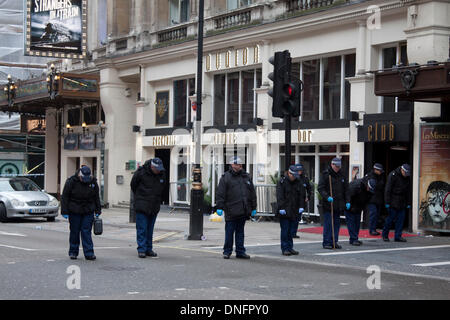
[0,217,449,301]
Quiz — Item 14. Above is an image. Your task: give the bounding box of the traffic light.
[282,79,301,117]
[268,50,291,118]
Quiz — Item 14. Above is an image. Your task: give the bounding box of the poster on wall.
[419,124,450,232]
[155,91,169,126]
[25,0,87,59]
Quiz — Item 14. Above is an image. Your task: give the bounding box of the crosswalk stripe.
[412,261,450,267]
[315,244,450,256]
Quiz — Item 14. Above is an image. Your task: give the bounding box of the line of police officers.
[61,156,411,260]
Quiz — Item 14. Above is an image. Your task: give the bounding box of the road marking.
[203,240,323,249]
[0,231,26,237]
[412,261,450,267]
[315,245,450,256]
[154,232,179,242]
[0,244,37,251]
[175,288,187,291]
[127,292,140,295]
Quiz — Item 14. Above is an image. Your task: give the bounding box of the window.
[323,56,341,120]
[67,103,100,127]
[174,78,195,127]
[213,69,261,126]
[67,108,81,126]
[227,72,239,125]
[301,54,355,121]
[214,74,226,126]
[227,0,252,10]
[302,60,320,121]
[98,0,107,45]
[170,0,190,25]
[381,44,413,113]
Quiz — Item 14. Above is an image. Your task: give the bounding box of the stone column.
[99,67,137,205]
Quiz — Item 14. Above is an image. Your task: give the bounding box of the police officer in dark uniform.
[318,157,350,249]
[292,163,312,238]
[61,166,101,260]
[276,165,306,256]
[216,156,257,259]
[364,163,385,235]
[130,158,166,258]
[346,178,377,246]
[382,164,411,242]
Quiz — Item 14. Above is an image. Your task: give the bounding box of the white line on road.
[204,240,323,249]
[0,244,37,251]
[315,245,450,256]
[0,231,26,237]
[412,261,450,267]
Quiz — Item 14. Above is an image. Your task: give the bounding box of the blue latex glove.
[406,205,411,209]
[385,204,390,209]
[327,196,334,203]
[279,210,286,215]
[251,210,257,217]
[95,213,101,218]
[62,214,69,219]
[346,203,351,210]
[216,209,223,216]
[299,208,304,214]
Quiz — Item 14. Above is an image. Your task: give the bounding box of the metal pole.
[188,0,204,240]
[285,115,291,172]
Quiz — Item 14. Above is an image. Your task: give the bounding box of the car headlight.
[11,199,25,208]
[49,198,59,207]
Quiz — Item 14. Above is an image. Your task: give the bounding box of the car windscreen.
[0,179,41,192]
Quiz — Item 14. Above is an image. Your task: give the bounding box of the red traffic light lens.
[287,85,293,96]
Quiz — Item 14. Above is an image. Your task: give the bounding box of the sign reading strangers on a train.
[25,0,87,59]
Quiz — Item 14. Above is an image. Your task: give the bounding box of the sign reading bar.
[25,0,87,59]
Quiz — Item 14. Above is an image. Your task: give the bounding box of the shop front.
[357,111,414,229]
[269,125,350,216]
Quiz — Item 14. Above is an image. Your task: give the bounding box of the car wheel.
[0,203,9,223]
[46,217,56,222]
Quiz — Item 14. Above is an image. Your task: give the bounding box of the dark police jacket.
[385,167,411,210]
[61,169,101,216]
[363,170,385,206]
[276,176,306,221]
[318,166,350,212]
[216,169,257,222]
[348,178,372,214]
[130,160,166,216]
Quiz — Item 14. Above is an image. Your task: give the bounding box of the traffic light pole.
[284,115,291,172]
[188,0,204,240]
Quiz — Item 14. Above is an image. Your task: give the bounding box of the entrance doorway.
[155,149,170,205]
[364,141,412,231]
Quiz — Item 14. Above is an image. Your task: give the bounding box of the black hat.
[151,158,165,171]
[401,164,411,176]
[79,166,92,183]
[373,163,384,172]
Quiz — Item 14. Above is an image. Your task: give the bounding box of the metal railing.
[169,181,191,207]
[255,184,277,215]
[286,0,347,13]
[214,9,252,30]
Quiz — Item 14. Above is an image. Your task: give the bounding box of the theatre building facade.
[45,0,449,233]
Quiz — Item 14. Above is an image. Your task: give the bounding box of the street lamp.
[66,123,73,134]
[3,74,17,107]
[46,64,60,100]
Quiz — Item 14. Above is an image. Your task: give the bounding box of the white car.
[0,177,59,222]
